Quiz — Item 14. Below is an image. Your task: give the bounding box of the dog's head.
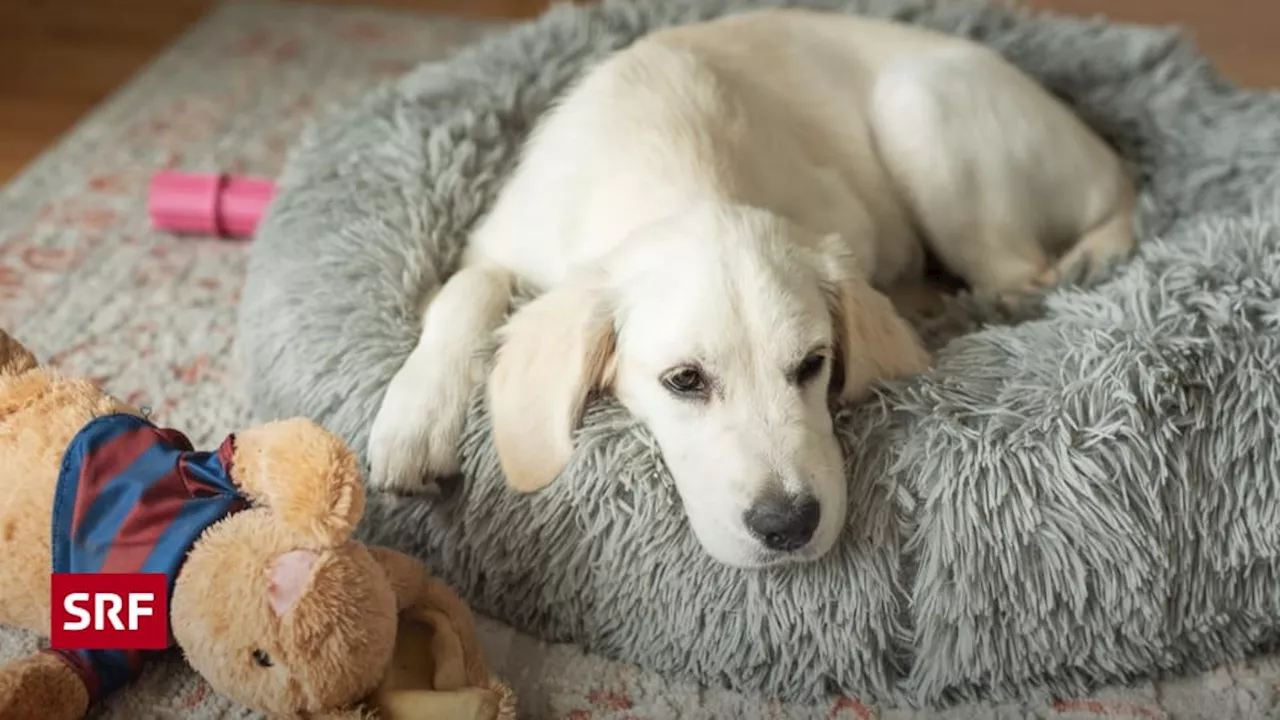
[487,204,929,567]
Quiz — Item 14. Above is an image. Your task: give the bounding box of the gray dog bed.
[237,0,1280,706]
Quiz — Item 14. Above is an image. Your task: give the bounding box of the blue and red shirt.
[45,413,248,701]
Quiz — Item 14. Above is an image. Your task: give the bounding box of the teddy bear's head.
[172,508,400,716]
[151,417,416,717]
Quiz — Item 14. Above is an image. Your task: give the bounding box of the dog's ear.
[811,234,931,404]
[487,274,615,492]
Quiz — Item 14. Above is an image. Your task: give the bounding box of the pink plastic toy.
[148,171,276,239]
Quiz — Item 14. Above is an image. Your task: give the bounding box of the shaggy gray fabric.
[237,0,1280,707]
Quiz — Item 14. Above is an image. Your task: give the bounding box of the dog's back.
[468,10,976,288]
[468,10,1018,285]
[471,9,1129,293]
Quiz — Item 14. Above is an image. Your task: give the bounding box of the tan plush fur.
[0,329,515,720]
[0,653,91,720]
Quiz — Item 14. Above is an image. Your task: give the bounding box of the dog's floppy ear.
[811,234,931,404]
[487,272,615,492]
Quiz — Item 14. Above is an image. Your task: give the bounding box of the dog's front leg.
[368,263,514,494]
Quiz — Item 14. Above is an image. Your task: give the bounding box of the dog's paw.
[367,405,462,495]
[367,367,465,495]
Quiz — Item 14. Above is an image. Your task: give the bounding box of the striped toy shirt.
[45,413,248,702]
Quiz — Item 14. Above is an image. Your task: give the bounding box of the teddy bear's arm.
[365,547,427,610]
[226,418,366,547]
[365,548,493,692]
[0,652,91,720]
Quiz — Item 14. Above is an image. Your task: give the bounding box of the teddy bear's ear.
[268,549,319,617]
[230,419,366,548]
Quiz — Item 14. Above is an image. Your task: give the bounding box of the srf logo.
[50,573,168,650]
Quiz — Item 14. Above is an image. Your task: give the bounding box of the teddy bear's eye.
[252,649,274,668]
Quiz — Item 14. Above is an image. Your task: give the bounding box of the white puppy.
[368,9,1135,567]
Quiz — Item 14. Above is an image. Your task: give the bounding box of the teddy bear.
[0,328,516,720]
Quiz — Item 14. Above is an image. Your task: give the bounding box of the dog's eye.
[793,353,826,385]
[662,366,709,397]
[252,649,274,668]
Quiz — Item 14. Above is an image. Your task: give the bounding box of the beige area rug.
[2,1,1279,717]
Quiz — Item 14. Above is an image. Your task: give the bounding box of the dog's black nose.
[744,493,821,552]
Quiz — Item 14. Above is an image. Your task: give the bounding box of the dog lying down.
[369,9,1136,567]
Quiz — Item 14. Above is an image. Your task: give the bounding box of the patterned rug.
[2,1,1278,718]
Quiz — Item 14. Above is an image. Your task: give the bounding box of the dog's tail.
[0,329,39,377]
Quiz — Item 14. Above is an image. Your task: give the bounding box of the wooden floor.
[1,0,1277,184]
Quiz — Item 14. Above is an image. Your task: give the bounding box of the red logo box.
[50,573,168,650]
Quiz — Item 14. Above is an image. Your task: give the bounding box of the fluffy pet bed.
[237,0,1280,706]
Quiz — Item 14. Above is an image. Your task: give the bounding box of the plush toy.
[0,329,516,720]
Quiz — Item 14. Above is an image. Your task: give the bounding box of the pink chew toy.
[148,171,277,239]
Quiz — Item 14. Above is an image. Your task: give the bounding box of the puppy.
[369,9,1135,567]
